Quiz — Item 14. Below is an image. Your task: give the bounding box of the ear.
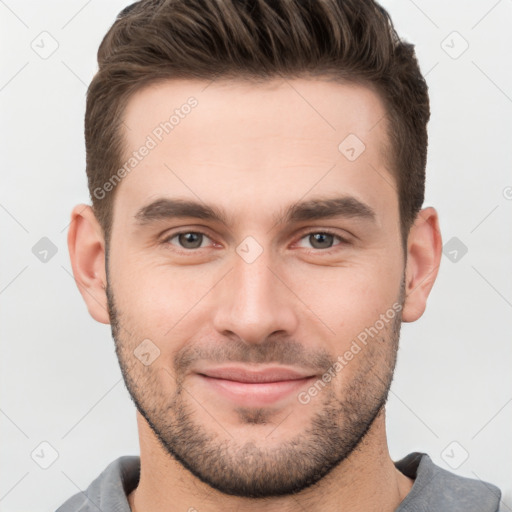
[402,207,442,323]
[67,204,110,324]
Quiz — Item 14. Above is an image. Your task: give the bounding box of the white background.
[1,1,511,510]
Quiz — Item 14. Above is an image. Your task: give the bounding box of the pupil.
[180,233,202,249]
[311,233,332,249]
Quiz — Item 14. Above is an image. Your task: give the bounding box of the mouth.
[195,366,318,407]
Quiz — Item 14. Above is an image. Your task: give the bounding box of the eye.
[164,231,213,250]
[162,229,348,253]
[296,230,347,250]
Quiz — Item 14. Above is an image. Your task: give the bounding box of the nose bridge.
[212,241,298,343]
[234,251,277,312]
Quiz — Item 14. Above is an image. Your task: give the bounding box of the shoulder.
[55,456,140,512]
[395,452,502,512]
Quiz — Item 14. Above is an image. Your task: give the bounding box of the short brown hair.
[85,0,430,244]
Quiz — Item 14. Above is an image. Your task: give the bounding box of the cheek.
[112,262,217,345]
[291,263,402,333]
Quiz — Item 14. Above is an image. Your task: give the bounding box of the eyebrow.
[134,196,376,227]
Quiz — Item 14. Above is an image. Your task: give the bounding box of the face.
[105,78,406,497]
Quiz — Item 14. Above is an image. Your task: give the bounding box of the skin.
[68,78,442,512]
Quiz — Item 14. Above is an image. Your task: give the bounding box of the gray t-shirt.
[56,452,502,511]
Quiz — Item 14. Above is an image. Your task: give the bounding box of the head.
[69,0,442,499]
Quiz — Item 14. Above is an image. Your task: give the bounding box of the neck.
[128,408,414,512]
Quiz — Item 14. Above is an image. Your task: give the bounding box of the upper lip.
[197,366,316,383]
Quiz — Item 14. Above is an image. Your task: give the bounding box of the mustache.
[174,337,334,375]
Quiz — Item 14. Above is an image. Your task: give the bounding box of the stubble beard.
[106,277,404,498]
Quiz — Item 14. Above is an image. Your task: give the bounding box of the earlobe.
[402,207,442,323]
[67,204,110,324]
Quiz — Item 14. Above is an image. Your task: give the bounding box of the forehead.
[115,77,396,228]
[122,77,389,150]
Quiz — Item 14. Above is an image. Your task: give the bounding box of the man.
[59,0,503,510]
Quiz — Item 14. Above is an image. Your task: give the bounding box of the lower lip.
[198,375,316,407]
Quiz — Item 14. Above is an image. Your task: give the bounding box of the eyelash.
[161,228,349,254]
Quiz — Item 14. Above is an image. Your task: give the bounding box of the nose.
[212,246,299,345]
